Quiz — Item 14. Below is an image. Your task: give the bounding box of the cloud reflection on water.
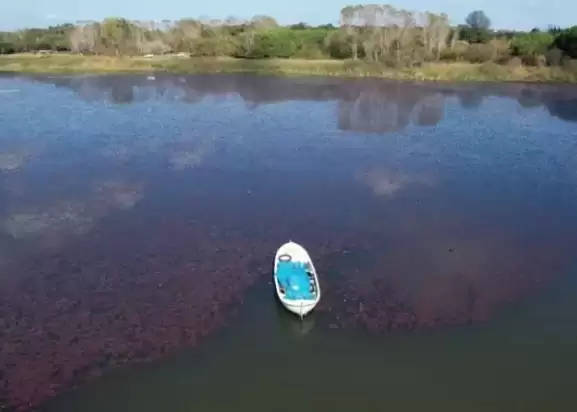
[3,201,94,239]
[1,180,144,243]
[0,150,37,172]
[3,73,576,243]
[167,139,215,171]
[358,168,436,198]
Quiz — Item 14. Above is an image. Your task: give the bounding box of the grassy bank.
[1,53,576,83]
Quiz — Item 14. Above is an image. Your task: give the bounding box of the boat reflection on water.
[273,290,317,338]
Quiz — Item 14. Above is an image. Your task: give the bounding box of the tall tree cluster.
[1,5,577,68]
[335,4,454,64]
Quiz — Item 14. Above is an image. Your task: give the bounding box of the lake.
[1,73,577,412]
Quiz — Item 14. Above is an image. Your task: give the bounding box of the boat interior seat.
[276,261,315,300]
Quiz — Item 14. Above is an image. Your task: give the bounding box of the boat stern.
[282,299,317,318]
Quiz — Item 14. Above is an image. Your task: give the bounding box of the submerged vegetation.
[1,5,577,81]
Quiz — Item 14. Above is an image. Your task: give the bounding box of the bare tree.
[449,27,459,49]
[69,22,99,54]
[168,19,202,54]
[339,5,362,59]
[429,13,451,59]
[223,16,246,26]
[415,10,451,60]
[250,15,279,30]
[132,20,170,54]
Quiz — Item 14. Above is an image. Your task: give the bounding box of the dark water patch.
[1,74,577,410]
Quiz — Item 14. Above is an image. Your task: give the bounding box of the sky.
[0,0,571,31]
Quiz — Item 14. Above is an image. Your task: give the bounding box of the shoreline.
[1,53,577,83]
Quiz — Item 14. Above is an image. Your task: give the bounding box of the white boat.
[273,241,321,319]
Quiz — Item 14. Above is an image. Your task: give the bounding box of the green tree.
[552,26,577,58]
[100,18,134,55]
[255,29,298,58]
[462,11,491,44]
[466,10,491,30]
[168,19,202,53]
[458,25,490,43]
[324,30,353,59]
[511,32,554,56]
[1,5,574,70]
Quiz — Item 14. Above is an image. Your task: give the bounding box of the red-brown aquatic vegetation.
[0,217,273,411]
[325,277,417,333]
[0,213,353,411]
[1,202,575,411]
[320,231,576,335]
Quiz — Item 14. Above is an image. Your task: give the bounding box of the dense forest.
[1,4,577,70]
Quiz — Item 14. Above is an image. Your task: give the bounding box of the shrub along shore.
[1,54,576,83]
[1,4,577,82]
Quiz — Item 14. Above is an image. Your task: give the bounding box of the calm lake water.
[1,73,577,411]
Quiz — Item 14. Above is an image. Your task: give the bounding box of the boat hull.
[280,299,318,317]
[274,241,321,318]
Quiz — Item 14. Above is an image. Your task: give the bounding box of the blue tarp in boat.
[276,261,314,300]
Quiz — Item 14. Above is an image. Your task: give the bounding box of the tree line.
[1,5,577,69]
